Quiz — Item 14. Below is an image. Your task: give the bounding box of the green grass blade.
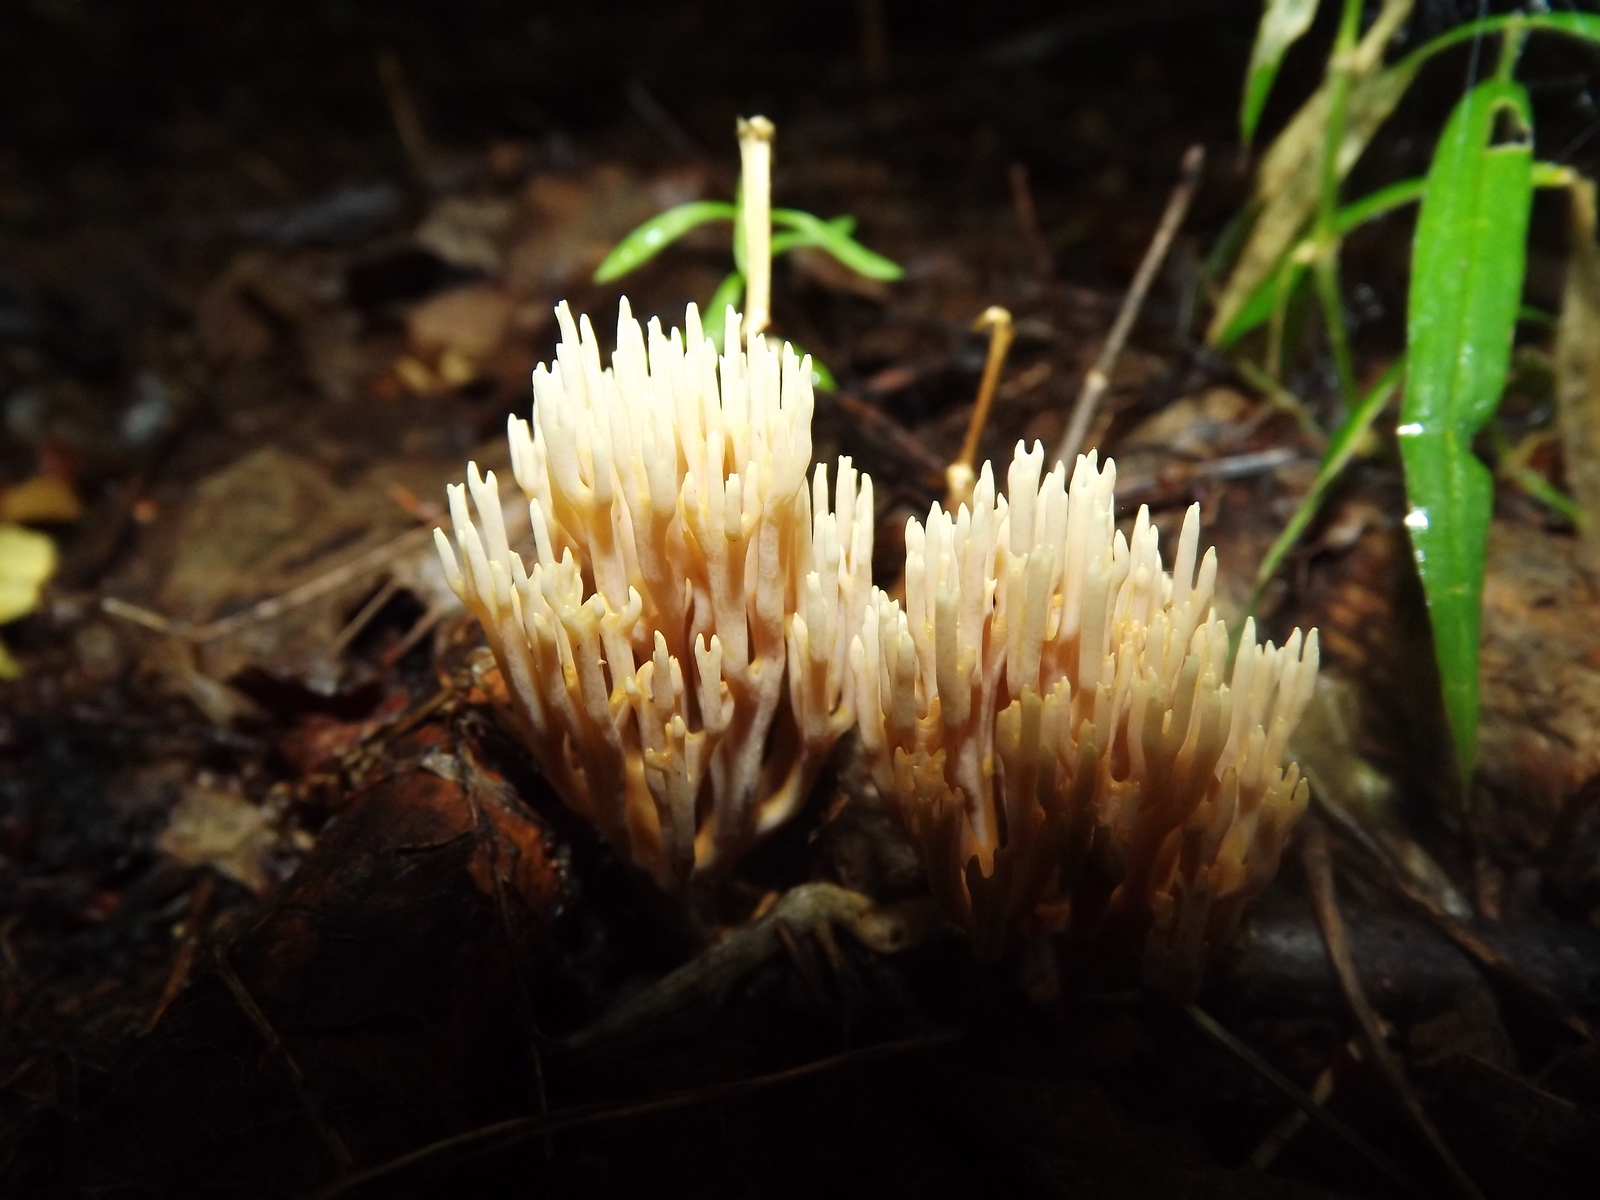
[591,200,737,284]
[1399,13,1600,73]
[772,208,904,280]
[1253,356,1405,600]
[1400,78,1534,783]
[1242,0,1322,146]
[789,345,837,392]
[770,215,856,258]
[704,272,746,351]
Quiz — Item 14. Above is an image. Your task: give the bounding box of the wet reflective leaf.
[1401,79,1534,782]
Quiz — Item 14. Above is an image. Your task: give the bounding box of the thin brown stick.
[1250,1033,1365,1171]
[561,881,877,1053]
[215,944,352,1174]
[1054,143,1205,468]
[831,392,948,481]
[1008,163,1053,278]
[330,578,400,658]
[1184,1002,1415,1194]
[101,526,434,644]
[376,49,432,180]
[316,1029,961,1199]
[1301,821,1485,1200]
[147,873,216,1031]
[1377,856,1595,1044]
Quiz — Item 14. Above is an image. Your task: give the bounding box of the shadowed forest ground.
[4,2,1600,1197]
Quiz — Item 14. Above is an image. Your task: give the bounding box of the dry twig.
[560,882,900,1053]
[147,873,216,1031]
[316,1029,961,1199]
[101,526,435,643]
[1054,143,1205,467]
[1008,163,1053,278]
[1301,820,1485,1200]
[215,943,353,1174]
[1184,1002,1415,1194]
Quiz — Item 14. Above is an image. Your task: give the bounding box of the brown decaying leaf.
[1555,175,1600,562]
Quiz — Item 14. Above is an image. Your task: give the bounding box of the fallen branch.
[1301,820,1485,1200]
[1054,143,1205,467]
[316,1028,962,1199]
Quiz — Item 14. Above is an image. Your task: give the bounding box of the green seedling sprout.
[593,114,903,389]
[1216,2,1600,792]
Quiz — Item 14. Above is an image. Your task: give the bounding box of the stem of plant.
[1496,20,1527,85]
[946,307,1014,508]
[737,116,775,340]
[1312,0,1366,412]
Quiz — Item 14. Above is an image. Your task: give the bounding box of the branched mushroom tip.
[436,298,873,893]
[852,443,1318,989]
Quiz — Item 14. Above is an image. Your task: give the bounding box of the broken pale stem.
[1054,143,1205,467]
[738,115,776,338]
[946,306,1014,508]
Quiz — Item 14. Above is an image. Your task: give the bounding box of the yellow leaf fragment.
[0,523,56,624]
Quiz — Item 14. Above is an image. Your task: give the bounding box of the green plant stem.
[1249,356,1406,615]
[1398,12,1590,78]
[1496,21,1528,84]
[1312,0,1367,410]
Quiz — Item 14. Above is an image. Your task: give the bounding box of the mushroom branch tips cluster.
[851,442,1318,989]
[436,299,873,893]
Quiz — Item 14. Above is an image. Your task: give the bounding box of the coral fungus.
[437,300,872,893]
[852,442,1317,990]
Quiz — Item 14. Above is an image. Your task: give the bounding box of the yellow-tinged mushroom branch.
[437,299,873,893]
[851,442,1318,989]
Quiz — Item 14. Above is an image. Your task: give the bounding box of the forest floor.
[3,3,1600,1197]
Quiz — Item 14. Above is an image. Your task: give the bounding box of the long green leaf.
[592,200,737,284]
[1400,78,1533,784]
[770,215,856,258]
[1242,0,1321,145]
[1399,13,1600,73]
[704,271,746,351]
[1253,357,1405,599]
[772,209,904,280]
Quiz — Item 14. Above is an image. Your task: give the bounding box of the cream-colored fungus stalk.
[851,442,1317,988]
[437,299,873,893]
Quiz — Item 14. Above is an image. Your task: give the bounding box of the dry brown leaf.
[157,778,282,895]
[405,283,513,360]
[1556,175,1600,562]
[0,475,84,524]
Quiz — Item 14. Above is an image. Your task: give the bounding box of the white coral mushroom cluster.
[436,300,872,893]
[852,443,1318,982]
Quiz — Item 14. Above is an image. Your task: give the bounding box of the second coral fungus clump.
[852,442,1317,989]
[438,299,872,893]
